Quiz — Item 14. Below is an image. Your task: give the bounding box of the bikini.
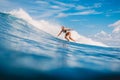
[63,29,71,33]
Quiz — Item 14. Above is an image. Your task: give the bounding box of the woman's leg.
[68,32,75,42]
[65,32,70,41]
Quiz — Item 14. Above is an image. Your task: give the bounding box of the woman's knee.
[65,36,67,39]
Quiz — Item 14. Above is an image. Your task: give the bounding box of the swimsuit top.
[62,29,71,33]
[63,30,67,33]
[63,29,71,33]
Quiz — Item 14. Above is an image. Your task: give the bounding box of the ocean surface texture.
[0,12,120,80]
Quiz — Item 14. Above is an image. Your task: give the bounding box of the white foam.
[8,8,107,47]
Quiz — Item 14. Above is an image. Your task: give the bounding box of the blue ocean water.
[0,12,120,80]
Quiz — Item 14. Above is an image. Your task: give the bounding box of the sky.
[0,0,120,46]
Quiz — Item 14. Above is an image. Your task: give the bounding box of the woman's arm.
[57,30,62,36]
[66,28,73,31]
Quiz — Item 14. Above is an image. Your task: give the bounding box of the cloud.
[92,31,120,47]
[56,13,67,17]
[34,0,71,18]
[53,1,75,8]
[76,5,88,10]
[0,0,102,18]
[51,5,61,9]
[34,1,102,18]
[93,3,102,8]
[35,0,49,5]
[76,3,102,10]
[90,20,120,47]
[53,1,67,6]
[70,19,88,22]
[71,10,101,15]
[94,31,111,40]
[105,9,120,17]
[56,10,101,18]
[71,20,81,22]
[109,20,120,33]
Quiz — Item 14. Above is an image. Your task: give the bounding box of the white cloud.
[53,1,67,6]
[70,19,87,22]
[76,3,102,10]
[53,1,75,8]
[34,0,71,18]
[93,3,102,8]
[109,20,120,33]
[57,10,101,17]
[34,1,102,18]
[56,13,67,17]
[38,7,69,18]
[51,5,61,9]
[105,10,120,17]
[71,20,81,22]
[71,10,101,15]
[94,30,111,39]
[91,20,120,47]
[76,5,88,10]
[0,0,103,18]
[35,0,49,5]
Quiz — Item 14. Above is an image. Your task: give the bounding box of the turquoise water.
[0,12,120,80]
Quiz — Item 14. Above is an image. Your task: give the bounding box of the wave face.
[0,12,120,80]
[8,8,107,47]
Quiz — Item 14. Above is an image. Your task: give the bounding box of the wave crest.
[8,8,107,47]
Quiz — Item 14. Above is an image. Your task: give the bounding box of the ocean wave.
[0,10,120,80]
[7,8,107,47]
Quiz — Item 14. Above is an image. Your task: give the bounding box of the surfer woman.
[57,26,75,42]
